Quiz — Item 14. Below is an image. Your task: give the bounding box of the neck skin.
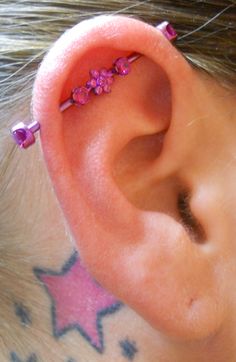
[2,75,236,362]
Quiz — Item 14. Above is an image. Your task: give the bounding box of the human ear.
[32,15,226,341]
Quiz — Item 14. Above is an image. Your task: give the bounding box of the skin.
[2,14,236,362]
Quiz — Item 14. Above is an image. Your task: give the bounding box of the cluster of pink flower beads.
[71,57,131,106]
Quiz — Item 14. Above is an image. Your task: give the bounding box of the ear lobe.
[33,15,225,341]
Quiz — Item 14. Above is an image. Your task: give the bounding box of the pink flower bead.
[88,68,114,95]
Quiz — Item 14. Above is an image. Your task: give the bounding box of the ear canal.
[32,15,225,342]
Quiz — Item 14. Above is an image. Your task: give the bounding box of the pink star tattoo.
[34,252,122,353]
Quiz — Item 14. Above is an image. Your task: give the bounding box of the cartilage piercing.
[10,21,177,149]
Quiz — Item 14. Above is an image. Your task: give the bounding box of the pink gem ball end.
[156,21,177,41]
[11,121,40,149]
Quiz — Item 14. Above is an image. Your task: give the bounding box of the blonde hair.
[0,0,235,346]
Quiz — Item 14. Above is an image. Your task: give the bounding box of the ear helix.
[10,21,177,149]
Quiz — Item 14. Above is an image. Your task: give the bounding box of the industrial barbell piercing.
[10,21,177,149]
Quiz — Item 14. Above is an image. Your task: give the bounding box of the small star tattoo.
[14,302,32,327]
[10,352,38,362]
[119,338,138,361]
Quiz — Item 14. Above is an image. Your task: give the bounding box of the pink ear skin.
[33,15,227,342]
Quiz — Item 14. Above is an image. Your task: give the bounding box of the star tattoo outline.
[33,251,123,353]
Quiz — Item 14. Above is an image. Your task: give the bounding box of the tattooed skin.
[119,338,138,361]
[14,302,32,327]
[34,251,122,353]
[10,352,38,362]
